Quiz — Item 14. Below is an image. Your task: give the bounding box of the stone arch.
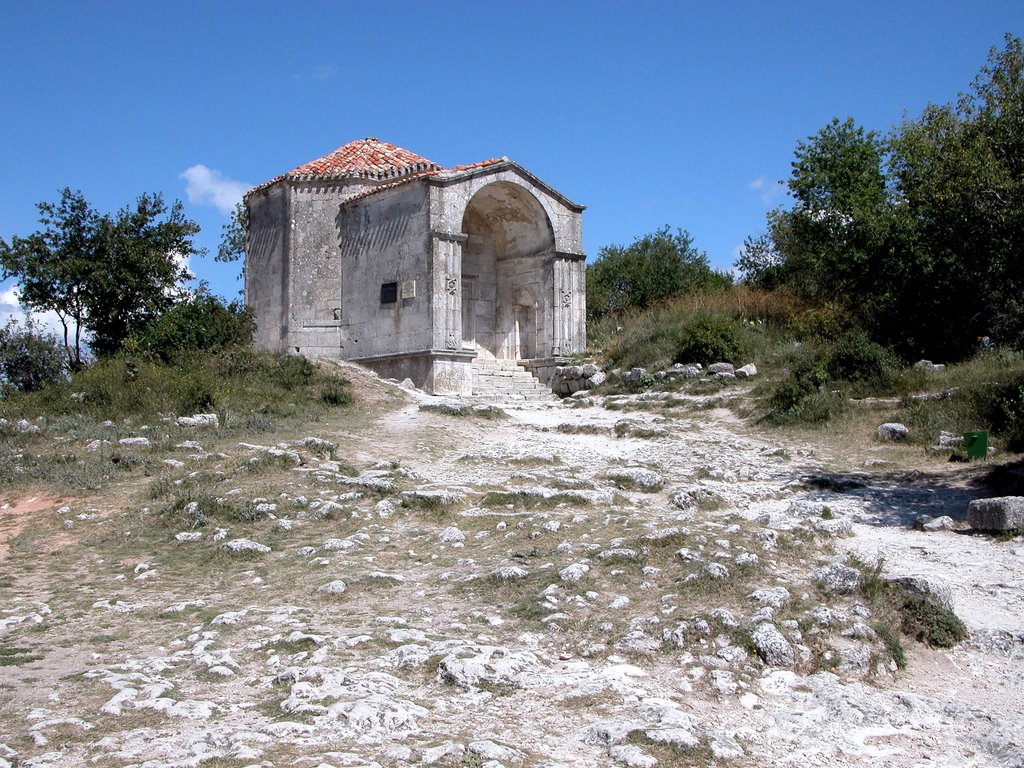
[460,182,554,359]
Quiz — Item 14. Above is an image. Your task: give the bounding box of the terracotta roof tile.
[245,138,507,200]
[289,136,442,181]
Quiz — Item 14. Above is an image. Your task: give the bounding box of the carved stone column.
[551,254,585,356]
[431,230,468,352]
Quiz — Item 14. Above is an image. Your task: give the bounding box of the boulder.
[887,575,955,611]
[876,423,909,441]
[812,563,862,594]
[707,362,735,375]
[751,622,795,666]
[967,496,1024,531]
[176,413,219,429]
[735,363,758,378]
[623,367,647,387]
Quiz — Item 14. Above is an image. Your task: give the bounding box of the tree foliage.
[217,201,248,264]
[587,225,728,319]
[0,316,67,396]
[135,284,254,361]
[739,35,1024,360]
[0,189,202,365]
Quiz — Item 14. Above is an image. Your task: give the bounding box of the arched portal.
[460,182,554,360]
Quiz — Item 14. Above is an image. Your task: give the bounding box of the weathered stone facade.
[245,138,586,396]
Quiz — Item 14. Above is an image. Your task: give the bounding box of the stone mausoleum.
[244,137,586,397]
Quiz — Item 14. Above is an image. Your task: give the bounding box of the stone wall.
[245,186,289,352]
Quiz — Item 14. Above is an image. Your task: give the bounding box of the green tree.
[889,33,1024,355]
[0,316,67,395]
[217,201,248,264]
[0,189,202,365]
[743,117,901,309]
[136,284,254,361]
[739,36,1024,359]
[587,226,726,319]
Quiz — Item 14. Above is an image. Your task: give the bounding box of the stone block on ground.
[967,496,1024,531]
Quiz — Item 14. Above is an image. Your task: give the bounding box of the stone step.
[471,361,555,402]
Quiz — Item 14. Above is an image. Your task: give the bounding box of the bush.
[896,350,1024,451]
[0,317,67,395]
[136,286,253,361]
[587,226,730,319]
[765,332,908,423]
[672,313,748,365]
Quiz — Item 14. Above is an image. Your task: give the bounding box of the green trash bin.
[963,431,989,460]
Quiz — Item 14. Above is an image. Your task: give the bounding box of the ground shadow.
[791,459,1023,528]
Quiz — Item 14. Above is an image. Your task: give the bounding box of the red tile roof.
[288,137,442,181]
[246,138,506,200]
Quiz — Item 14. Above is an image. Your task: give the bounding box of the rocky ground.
[1,365,1022,768]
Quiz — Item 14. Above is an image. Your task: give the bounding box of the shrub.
[0,317,67,395]
[136,286,254,361]
[587,226,729,319]
[672,313,747,365]
[765,332,907,423]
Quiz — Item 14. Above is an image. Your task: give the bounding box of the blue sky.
[1,1,1021,322]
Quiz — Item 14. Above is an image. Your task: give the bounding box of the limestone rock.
[701,562,730,580]
[708,731,745,760]
[328,693,427,735]
[318,580,348,595]
[609,744,657,768]
[751,622,795,666]
[221,538,270,555]
[967,496,1024,531]
[735,363,758,378]
[468,740,525,764]
[812,563,862,594]
[437,645,545,690]
[914,514,956,531]
[707,362,735,375]
[439,526,466,544]
[175,413,219,428]
[559,563,590,582]
[887,575,955,611]
[491,566,529,580]
[876,422,909,441]
[748,587,791,609]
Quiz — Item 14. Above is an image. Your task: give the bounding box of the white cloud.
[180,165,250,216]
[0,282,72,339]
[1,284,20,307]
[312,64,339,82]
[292,64,339,82]
[748,176,787,206]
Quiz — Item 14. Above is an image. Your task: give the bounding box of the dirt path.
[1,369,1022,767]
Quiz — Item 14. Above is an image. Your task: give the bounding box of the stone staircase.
[471,357,555,402]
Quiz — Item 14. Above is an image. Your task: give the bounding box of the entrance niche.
[460,182,554,361]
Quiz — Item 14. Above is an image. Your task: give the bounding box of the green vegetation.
[419,403,508,419]
[134,286,254,361]
[0,646,43,667]
[587,225,730,321]
[0,188,202,367]
[0,348,351,492]
[1,348,349,424]
[739,35,1024,360]
[0,316,67,395]
[854,557,968,665]
[592,286,797,371]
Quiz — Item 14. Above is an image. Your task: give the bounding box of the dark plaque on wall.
[380,282,398,304]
